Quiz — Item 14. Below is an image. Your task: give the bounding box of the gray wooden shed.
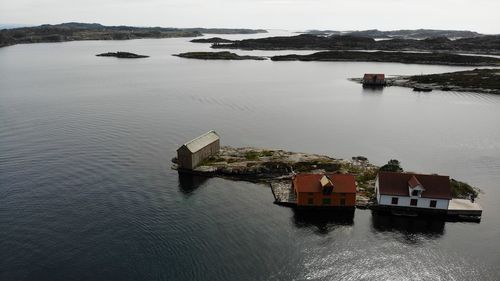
[176,130,220,170]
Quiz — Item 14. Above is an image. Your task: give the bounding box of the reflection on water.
[292,208,354,234]
[361,85,385,93]
[371,211,445,239]
[177,173,209,195]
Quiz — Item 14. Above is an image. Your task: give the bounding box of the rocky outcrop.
[212,34,500,55]
[351,68,500,95]
[173,51,266,60]
[96,52,149,58]
[172,146,481,202]
[190,37,234,43]
[271,51,500,66]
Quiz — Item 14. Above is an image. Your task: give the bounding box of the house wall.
[379,195,449,210]
[177,139,220,170]
[191,139,220,169]
[297,192,356,207]
[177,147,193,170]
[363,79,385,85]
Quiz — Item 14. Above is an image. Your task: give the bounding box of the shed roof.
[179,130,219,153]
[377,172,452,199]
[294,173,356,194]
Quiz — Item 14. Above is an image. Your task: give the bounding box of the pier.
[447,199,483,217]
[270,181,297,207]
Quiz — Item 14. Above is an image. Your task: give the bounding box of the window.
[410,199,418,206]
[308,192,314,196]
[322,187,332,195]
[411,190,419,196]
[308,198,314,205]
[340,198,346,206]
[322,198,331,205]
[391,197,398,205]
[340,193,346,198]
[430,200,437,208]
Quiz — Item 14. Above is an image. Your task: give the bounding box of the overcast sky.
[1,0,499,33]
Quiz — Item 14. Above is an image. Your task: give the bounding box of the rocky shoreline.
[172,146,479,207]
[351,68,500,95]
[211,34,500,55]
[270,51,500,66]
[190,37,234,43]
[96,51,149,58]
[173,51,266,60]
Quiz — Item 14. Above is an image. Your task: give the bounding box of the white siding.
[379,195,449,210]
[375,176,381,203]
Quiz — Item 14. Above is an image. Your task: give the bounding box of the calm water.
[1,31,500,280]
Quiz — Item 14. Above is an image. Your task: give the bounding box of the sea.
[1,30,499,280]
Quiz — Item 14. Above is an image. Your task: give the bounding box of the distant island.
[212,34,500,55]
[96,51,149,58]
[173,51,266,60]
[299,29,485,39]
[270,51,500,66]
[0,22,267,48]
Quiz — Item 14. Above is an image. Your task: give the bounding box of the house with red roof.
[292,173,356,208]
[375,172,452,211]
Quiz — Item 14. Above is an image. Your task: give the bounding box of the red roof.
[408,175,422,189]
[363,73,385,80]
[293,173,356,194]
[377,172,452,200]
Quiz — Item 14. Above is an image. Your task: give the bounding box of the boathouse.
[292,173,356,207]
[176,130,220,170]
[375,172,452,211]
[362,73,386,86]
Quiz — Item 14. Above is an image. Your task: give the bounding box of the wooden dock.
[447,199,483,216]
[270,181,297,207]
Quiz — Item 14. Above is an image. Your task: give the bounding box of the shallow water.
[1,31,499,280]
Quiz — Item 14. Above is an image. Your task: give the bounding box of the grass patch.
[244,151,261,160]
[260,150,274,157]
[450,179,479,198]
[199,156,225,166]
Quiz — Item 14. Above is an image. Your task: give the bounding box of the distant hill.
[0,22,267,48]
[301,29,486,39]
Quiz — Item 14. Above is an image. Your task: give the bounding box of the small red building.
[293,173,356,207]
[362,73,386,86]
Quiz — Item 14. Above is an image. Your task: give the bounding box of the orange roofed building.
[292,173,356,208]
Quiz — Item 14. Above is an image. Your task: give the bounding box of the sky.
[1,0,499,34]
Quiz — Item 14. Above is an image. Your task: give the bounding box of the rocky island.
[352,68,500,95]
[172,146,479,206]
[299,29,484,39]
[96,51,149,58]
[174,51,266,60]
[270,51,500,66]
[190,37,234,43]
[212,34,500,55]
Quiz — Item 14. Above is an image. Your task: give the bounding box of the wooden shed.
[176,130,220,170]
[362,73,386,86]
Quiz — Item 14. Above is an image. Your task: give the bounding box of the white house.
[375,172,452,210]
